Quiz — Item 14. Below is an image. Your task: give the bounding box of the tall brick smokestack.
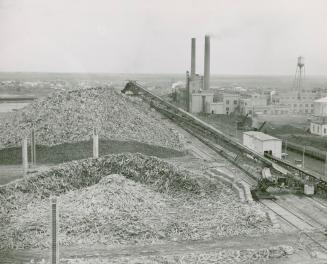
[204,35,210,90]
[191,38,196,76]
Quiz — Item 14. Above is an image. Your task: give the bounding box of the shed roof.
[243,131,281,141]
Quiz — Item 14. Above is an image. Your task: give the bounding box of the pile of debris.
[0,153,273,250]
[0,87,184,150]
[4,174,171,248]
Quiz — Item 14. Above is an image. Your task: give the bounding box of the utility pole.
[325,151,327,178]
[302,146,305,169]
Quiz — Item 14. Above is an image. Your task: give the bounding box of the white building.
[310,121,327,136]
[223,93,240,115]
[273,90,315,114]
[310,97,327,136]
[207,102,224,114]
[243,131,282,158]
[191,92,214,113]
[313,97,327,116]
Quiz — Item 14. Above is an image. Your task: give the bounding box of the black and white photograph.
[0,0,327,263]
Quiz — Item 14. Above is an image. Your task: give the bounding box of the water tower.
[294,56,305,99]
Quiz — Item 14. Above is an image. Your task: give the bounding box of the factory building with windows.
[186,35,216,114]
[186,36,239,115]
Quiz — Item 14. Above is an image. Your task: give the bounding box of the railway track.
[187,125,327,254]
[261,199,327,253]
[179,111,327,254]
[186,116,327,254]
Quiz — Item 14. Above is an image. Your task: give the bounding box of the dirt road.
[0,232,300,263]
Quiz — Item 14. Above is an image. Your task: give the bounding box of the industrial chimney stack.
[203,35,210,90]
[191,38,196,76]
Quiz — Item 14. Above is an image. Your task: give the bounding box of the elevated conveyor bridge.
[122,81,327,193]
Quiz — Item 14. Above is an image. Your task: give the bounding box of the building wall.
[191,93,214,113]
[242,105,289,115]
[207,102,224,114]
[223,94,240,114]
[191,94,203,113]
[204,94,213,106]
[189,75,203,93]
[262,140,282,158]
[275,91,315,114]
[310,122,327,136]
[314,101,327,117]
[243,133,254,150]
[243,133,282,158]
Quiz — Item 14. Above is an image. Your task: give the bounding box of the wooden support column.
[50,197,59,264]
[93,128,99,158]
[22,138,28,176]
[30,129,36,166]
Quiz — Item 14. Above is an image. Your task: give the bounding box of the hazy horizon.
[1,71,327,78]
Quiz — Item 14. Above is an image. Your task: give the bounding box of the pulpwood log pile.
[0,153,273,250]
[0,87,184,150]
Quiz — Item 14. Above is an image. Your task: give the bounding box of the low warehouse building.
[243,131,282,159]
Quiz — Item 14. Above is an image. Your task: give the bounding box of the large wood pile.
[0,87,184,150]
[0,154,273,250]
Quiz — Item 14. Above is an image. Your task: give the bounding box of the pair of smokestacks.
[191,35,210,90]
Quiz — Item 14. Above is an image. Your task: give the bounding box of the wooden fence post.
[50,197,59,264]
[30,129,36,166]
[22,138,28,176]
[93,128,99,158]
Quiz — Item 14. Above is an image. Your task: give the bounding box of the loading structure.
[122,80,327,194]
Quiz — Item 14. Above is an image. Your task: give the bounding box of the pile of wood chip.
[0,153,273,250]
[0,87,184,150]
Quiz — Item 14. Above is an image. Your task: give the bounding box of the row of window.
[312,124,327,134]
[291,104,314,108]
[246,109,314,115]
[225,100,238,105]
[281,97,315,100]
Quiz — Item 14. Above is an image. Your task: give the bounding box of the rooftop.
[243,131,281,141]
[192,91,214,96]
[315,97,327,103]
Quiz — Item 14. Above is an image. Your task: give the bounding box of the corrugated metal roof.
[243,131,280,141]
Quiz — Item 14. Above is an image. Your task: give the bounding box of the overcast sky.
[0,0,326,75]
